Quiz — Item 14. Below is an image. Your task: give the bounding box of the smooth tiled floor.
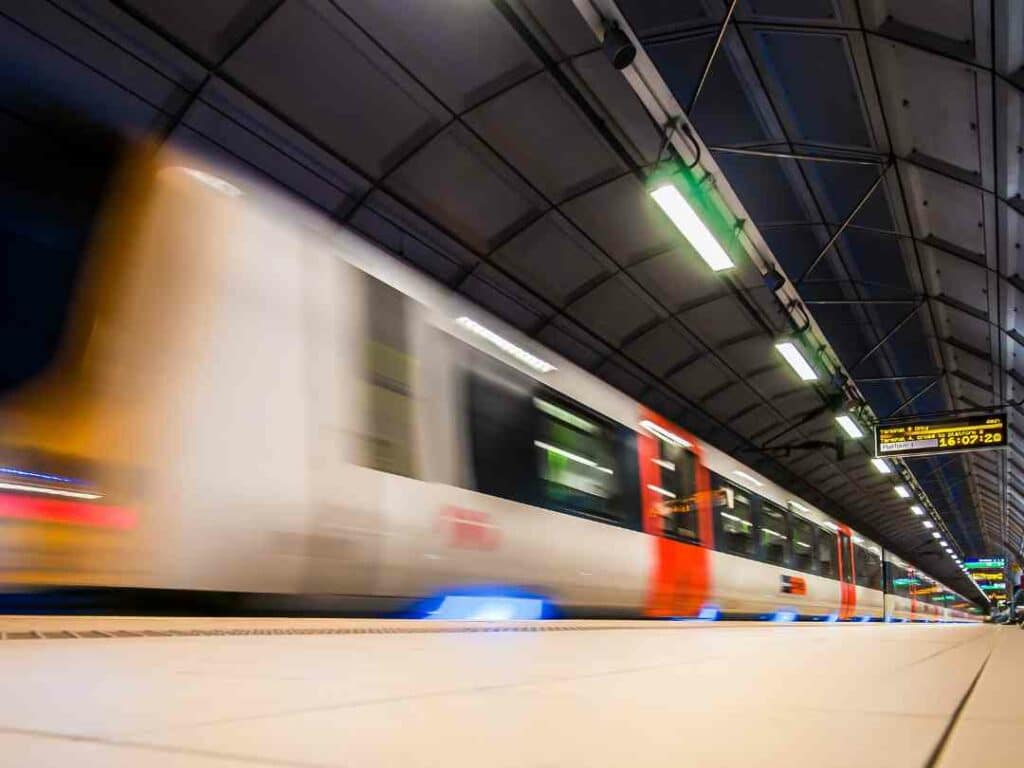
[0,617,1011,767]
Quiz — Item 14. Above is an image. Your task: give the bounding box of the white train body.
[0,157,976,622]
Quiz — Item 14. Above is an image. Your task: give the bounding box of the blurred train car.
[0,150,977,621]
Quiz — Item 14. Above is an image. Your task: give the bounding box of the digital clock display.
[875,414,1007,458]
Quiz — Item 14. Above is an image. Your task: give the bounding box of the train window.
[759,503,788,566]
[653,441,698,500]
[889,564,910,597]
[466,372,537,506]
[717,485,754,557]
[817,528,838,579]
[839,533,855,584]
[533,395,626,524]
[649,438,699,542]
[791,515,815,572]
[859,547,882,590]
[362,275,416,477]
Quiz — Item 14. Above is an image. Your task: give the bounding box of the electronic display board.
[875,413,1006,459]
[965,558,1007,603]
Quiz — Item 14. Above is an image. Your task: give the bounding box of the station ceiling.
[3,0,1019,597]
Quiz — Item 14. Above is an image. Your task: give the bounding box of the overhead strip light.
[648,182,734,271]
[835,415,864,439]
[870,458,892,474]
[774,341,818,382]
[0,481,102,501]
[931,532,941,539]
[639,420,692,448]
[923,520,934,529]
[732,469,764,488]
[456,317,556,374]
[910,505,924,516]
[894,485,911,499]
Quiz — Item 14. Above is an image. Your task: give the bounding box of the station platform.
[0,617,1017,767]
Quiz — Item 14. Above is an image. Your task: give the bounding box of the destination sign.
[965,557,1005,570]
[875,413,1007,458]
[965,558,1007,603]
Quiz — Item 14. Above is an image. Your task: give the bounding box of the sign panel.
[875,413,1007,458]
[965,558,1007,603]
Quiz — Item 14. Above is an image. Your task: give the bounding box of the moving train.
[0,149,976,622]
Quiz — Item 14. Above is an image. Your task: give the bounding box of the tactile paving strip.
[0,620,765,640]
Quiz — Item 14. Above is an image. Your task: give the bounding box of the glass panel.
[841,534,854,584]
[890,564,914,598]
[759,503,788,565]
[864,549,882,590]
[534,396,621,522]
[817,528,837,578]
[652,442,698,542]
[854,545,869,587]
[791,516,815,572]
[362,275,415,476]
[717,485,754,557]
[466,373,536,505]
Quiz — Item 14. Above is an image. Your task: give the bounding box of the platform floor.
[0,617,1017,767]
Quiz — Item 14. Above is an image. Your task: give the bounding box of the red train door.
[638,410,711,618]
[837,529,857,619]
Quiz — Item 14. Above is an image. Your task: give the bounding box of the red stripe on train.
[639,409,710,618]
[0,493,136,530]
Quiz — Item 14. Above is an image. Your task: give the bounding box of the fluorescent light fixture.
[534,441,612,474]
[0,481,101,500]
[648,182,734,271]
[789,500,810,514]
[652,458,676,471]
[894,485,911,498]
[938,538,946,546]
[647,484,677,499]
[910,505,924,516]
[931,532,941,539]
[835,414,864,439]
[774,341,818,381]
[639,420,692,448]
[923,520,934,529]
[456,317,556,373]
[732,469,764,487]
[870,458,892,474]
[168,167,243,197]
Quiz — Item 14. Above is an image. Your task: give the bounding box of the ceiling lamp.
[894,485,911,499]
[648,180,735,272]
[870,458,892,474]
[923,520,934,529]
[910,505,924,516]
[775,341,818,382]
[835,414,864,439]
